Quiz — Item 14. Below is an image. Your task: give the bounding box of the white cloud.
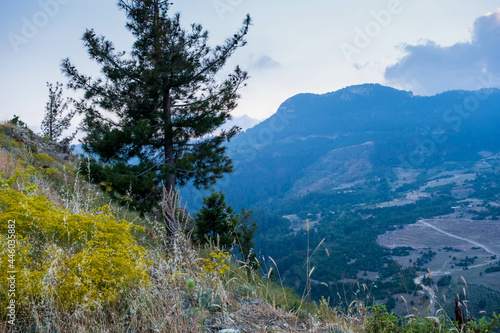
[248,55,280,70]
[384,10,500,95]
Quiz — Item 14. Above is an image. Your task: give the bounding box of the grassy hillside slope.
[1,119,499,332]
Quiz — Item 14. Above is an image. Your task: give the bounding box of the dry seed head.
[267,267,273,279]
[269,256,278,268]
[461,276,467,286]
[426,316,441,328]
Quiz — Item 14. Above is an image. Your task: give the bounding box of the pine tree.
[41,82,74,142]
[62,0,250,214]
[236,208,260,271]
[193,192,259,270]
[193,191,239,248]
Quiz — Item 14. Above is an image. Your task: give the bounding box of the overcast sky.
[1,0,499,134]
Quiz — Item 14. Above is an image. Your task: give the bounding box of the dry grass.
[1,122,370,332]
[4,181,361,332]
[0,150,22,177]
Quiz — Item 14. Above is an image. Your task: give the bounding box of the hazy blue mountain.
[223,114,262,132]
[74,83,500,313]
[194,84,500,316]
[199,83,500,210]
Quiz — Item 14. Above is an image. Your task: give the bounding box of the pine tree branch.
[188,15,250,83]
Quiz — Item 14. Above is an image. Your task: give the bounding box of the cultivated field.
[378,214,500,294]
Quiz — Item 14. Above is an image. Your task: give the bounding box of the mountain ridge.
[214,83,500,210]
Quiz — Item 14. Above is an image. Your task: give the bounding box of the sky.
[1,0,500,135]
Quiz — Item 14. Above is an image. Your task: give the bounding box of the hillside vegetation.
[1,120,500,332]
[176,84,500,322]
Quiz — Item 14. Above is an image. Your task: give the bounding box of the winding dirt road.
[416,220,497,255]
[413,219,499,316]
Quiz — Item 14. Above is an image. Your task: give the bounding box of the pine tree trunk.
[163,92,176,239]
[163,91,176,193]
[49,96,54,140]
[152,0,176,238]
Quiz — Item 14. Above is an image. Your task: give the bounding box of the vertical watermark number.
[6,220,17,326]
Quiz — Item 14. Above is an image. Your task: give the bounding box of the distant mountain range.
[73,83,500,314]
[72,83,500,212]
[222,114,262,132]
[196,83,500,210]
[199,84,500,316]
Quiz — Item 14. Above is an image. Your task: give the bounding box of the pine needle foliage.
[193,191,239,249]
[62,0,251,213]
[193,192,260,271]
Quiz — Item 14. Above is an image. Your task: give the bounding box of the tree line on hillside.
[253,191,456,307]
